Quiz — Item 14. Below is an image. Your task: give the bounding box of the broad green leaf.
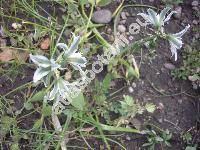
[79,0,88,5]
[185,146,196,150]
[98,0,112,6]
[145,103,156,113]
[29,90,45,102]
[24,102,33,110]
[71,92,85,110]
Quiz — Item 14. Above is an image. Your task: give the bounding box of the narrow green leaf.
[33,119,43,130]
[100,124,140,133]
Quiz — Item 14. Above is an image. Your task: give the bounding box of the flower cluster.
[30,34,87,112]
[138,7,190,61]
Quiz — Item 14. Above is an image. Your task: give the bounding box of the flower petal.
[64,34,80,57]
[164,11,177,23]
[147,9,159,26]
[169,36,183,49]
[173,25,190,37]
[170,45,178,61]
[30,54,51,68]
[159,7,171,23]
[33,67,50,83]
[57,43,69,51]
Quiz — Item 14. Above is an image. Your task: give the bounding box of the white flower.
[48,77,79,102]
[30,54,60,84]
[57,34,87,71]
[168,25,190,61]
[138,7,176,28]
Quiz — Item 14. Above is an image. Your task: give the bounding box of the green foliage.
[119,95,156,118]
[171,49,200,87]
[143,129,172,150]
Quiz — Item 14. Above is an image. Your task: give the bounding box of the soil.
[0,0,200,150]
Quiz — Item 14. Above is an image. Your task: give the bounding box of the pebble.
[121,12,127,20]
[108,35,115,42]
[132,82,137,88]
[91,9,112,24]
[191,1,199,7]
[173,6,182,19]
[164,63,176,70]
[128,86,134,93]
[106,28,112,34]
[188,75,198,82]
[117,25,126,33]
[192,83,198,90]
[193,20,198,25]
[192,6,199,11]
[119,20,126,24]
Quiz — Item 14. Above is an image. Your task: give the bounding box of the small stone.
[132,82,137,88]
[164,63,176,70]
[12,23,22,29]
[121,12,127,20]
[178,99,183,104]
[125,12,130,17]
[40,38,51,50]
[192,83,198,90]
[106,28,112,34]
[192,6,199,11]
[193,20,198,25]
[108,35,115,42]
[158,118,163,123]
[117,25,126,33]
[92,9,112,24]
[191,1,199,7]
[119,20,126,24]
[157,103,164,110]
[125,135,131,141]
[188,75,198,82]
[128,87,134,93]
[173,7,182,19]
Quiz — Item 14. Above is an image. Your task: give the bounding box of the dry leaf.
[0,37,29,62]
[40,38,51,50]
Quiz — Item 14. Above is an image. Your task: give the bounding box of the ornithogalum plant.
[138,7,190,61]
[30,34,87,112]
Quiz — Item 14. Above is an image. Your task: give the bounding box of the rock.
[164,63,176,70]
[91,9,112,24]
[121,12,127,20]
[192,6,199,11]
[188,75,199,82]
[106,28,112,34]
[191,1,199,7]
[130,118,142,130]
[108,35,115,42]
[193,20,198,25]
[117,25,126,33]
[128,86,134,93]
[132,82,137,88]
[192,83,198,90]
[173,7,182,19]
[40,38,51,50]
[119,20,126,24]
